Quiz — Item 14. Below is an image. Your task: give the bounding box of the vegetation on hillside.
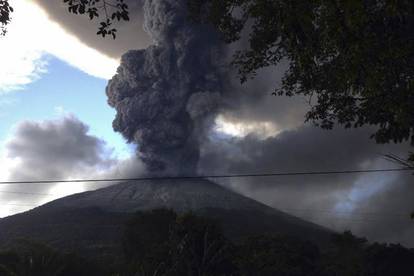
[1,209,413,276]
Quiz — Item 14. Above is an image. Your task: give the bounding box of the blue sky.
[0,0,143,217]
[0,55,131,159]
[1,1,413,247]
[0,0,129,160]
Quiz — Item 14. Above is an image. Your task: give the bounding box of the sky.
[1,0,413,247]
[0,0,134,215]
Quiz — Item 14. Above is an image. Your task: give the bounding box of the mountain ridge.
[0,179,333,256]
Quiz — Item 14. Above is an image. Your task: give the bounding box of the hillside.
[0,179,333,257]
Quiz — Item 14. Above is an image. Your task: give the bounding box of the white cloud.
[0,36,47,92]
[0,148,21,182]
[0,116,144,218]
[53,105,67,116]
[0,0,119,92]
[214,114,280,139]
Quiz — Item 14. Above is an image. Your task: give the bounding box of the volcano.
[0,179,333,257]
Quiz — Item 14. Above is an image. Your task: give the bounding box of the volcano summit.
[0,179,332,256]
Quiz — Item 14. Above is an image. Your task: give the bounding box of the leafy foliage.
[1,212,414,276]
[3,0,413,151]
[0,0,129,38]
[120,210,414,276]
[63,0,129,38]
[121,209,236,276]
[169,213,236,276]
[0,240,104,276]
[321,231,368,276]
[0,0,12,36]
[2,0,413,148]
[363,242,414,276]
[122,208,177,275]
[321,231,414,276]
[235,235,320,276]
[190,0,414,148]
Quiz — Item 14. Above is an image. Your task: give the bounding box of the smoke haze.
[5,0,413,246]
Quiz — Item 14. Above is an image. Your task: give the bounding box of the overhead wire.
[1,167,413,226]
[0,167,412,185]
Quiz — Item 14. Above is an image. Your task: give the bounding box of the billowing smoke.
[101,0,414,246]
[106,0,225,175]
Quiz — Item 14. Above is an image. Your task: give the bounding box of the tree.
[0,0,128,38]
[122,209,236,276]
[122,208,177,275]
[3,1,414,156]
[62,0,129,39]
[0,0,12,36]
[169,213,236,276]
[321,231,414,276]
[321,231,367,276]
[363,242,414,276]
[57,0,414,159]
[0,240,104,276]
[236,234,320,276]
[190,0,414,151]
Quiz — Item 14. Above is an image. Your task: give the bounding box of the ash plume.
[106,0,225,175]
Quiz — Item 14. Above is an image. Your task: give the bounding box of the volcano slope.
[0,179,333,257]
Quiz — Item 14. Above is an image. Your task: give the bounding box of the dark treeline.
[1,209,413,276]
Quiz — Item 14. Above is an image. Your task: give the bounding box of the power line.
[0,166,412,196]
[0,166,412,199]
[0,167,412,185]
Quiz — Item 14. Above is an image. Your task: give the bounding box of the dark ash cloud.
[199,125,414,246]
[106,0,226,175]
[100,0,414,247]
[33,0,414,247]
